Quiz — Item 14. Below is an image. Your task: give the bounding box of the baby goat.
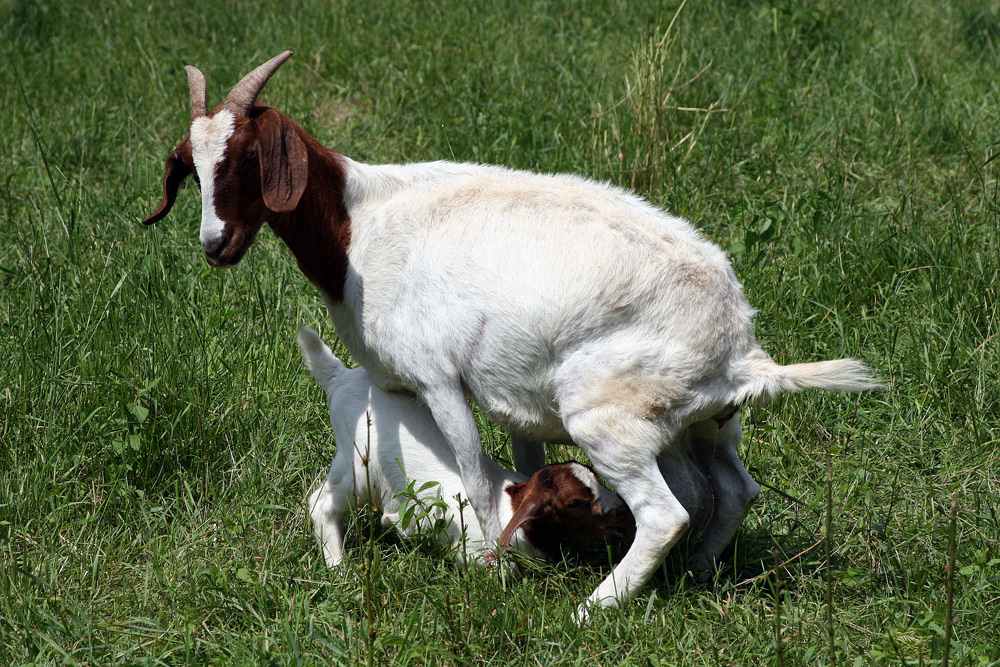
[297,327,634,566]
[144,52,879,618]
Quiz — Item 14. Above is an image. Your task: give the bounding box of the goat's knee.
[638,505,691,556]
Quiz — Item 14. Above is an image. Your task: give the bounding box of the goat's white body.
[320,158,876,616]
[333,160,753,428]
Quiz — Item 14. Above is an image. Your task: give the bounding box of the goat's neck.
[268,136,351,302]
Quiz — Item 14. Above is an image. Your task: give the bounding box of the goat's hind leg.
[565,406,691,620]
[688,414,761,580]
[657,448,714,552]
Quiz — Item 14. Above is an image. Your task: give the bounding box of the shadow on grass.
[643,520,832,602]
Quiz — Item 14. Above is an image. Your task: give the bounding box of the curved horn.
[223,50,293,117]
[185,66,207,119]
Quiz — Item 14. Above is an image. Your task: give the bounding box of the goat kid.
[298,326,634,566]
[144,52,880,619]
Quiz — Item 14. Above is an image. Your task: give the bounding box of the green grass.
[2,0,998,664]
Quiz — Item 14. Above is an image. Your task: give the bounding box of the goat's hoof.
[689,556,717,586]
[694,571,714,587]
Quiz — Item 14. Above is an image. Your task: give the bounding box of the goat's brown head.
[498,462,635,558]
[142,51,307,268]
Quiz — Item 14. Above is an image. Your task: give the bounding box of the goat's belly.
[480,402,572,443]
[461,370,572,442]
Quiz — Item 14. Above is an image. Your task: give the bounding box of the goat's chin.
[205,254,236,268]
[204,247,247,268]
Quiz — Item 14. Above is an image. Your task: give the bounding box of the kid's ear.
[143,137,193,225]
[257,108,308,213]
[497,492,546,553]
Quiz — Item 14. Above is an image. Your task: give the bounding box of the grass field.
[2,0,999,664]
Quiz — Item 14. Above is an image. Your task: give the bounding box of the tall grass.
[2,0,998,664]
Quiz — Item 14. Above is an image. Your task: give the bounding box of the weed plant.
[1,0,998,664]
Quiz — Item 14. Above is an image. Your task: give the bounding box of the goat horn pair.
[183,50,293,119]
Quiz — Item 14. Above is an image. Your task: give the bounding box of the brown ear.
[497,499,539,554]
[257,108,307,213]
[142,139,192,225]
[497,484,551,553]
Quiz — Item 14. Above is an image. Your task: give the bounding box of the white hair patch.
[190,109,236,252]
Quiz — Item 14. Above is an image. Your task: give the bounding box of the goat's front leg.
[421,383,503,540]
[510,432,545,476]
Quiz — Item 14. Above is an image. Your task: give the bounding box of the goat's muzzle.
[202,235,230,263]
[201,218,264,267]
[203,231,253,268]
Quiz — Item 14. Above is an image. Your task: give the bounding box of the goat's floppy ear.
[496,483,551,553]
[143,139,192,225]
[257,108,308,213]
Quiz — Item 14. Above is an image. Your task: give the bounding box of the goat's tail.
[733,350,882,406]
[297,326,348,389]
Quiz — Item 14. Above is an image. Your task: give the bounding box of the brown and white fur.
[144,52,879,620]
[297,327,634,566]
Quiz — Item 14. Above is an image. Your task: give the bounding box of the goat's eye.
[567,499,588,510]
[239,151,256,174]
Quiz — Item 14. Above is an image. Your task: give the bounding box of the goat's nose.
[202,234,230,257]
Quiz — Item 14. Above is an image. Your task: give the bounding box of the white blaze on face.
[568,462,623,512]
[189,109,236,253]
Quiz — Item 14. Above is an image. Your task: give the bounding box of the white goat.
[144,52,880,618]
[297,326,634,566]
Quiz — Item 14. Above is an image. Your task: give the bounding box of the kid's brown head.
[498,462,635,558]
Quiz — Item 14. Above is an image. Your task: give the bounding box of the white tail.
[296,326,347,387]
[735,353,882,406]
